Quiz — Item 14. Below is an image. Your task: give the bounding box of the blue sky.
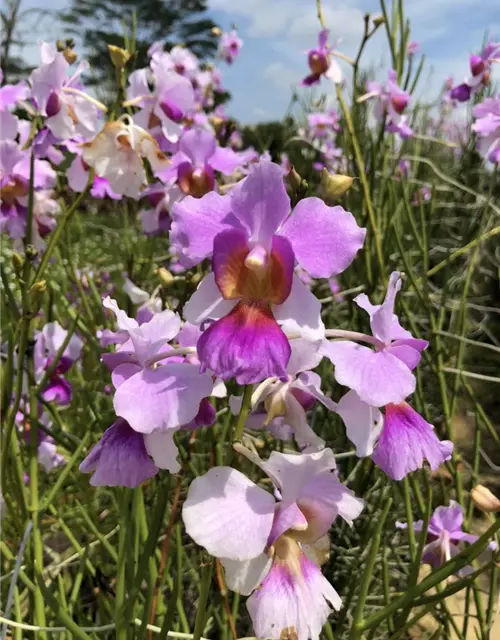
[14,0,500,123]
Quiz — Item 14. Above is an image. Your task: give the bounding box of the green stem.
[336,87,385,280]
[351,497,392,638]
[232,384,254,445]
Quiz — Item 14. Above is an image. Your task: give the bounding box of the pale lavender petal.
[111,362,141,389]
[279,198,365,277]
[298,473,365,538]
[183,273,238,325]
[294,371,337,412]
[182,466,275,560]
[284,393,325,451]
[262,448,337,499]
[286,338,323,375]
[179,128,216,167]
[144,429,180,473]
[221,555,272,596]
[372,402,454,481]
[322,340,416,407]
[79,419,158,487]
[388,338,428,370]
[336,390,383,457]
[209,146,245,174]
[429,501,464,535]
[230,161,290,246]
[370,271,402,344]
[170,191,241,266]
[273,275,325,341]
[103,296,139,333]
[113,363,213,433]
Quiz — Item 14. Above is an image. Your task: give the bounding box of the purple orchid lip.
[178,163,214,198]
[160,100,184,123]
[308,51,329,75]
[46,90,62,117]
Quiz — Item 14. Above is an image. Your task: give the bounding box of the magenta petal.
[230,161,291,245]
[42,377,72,405]
[280,198,366,277]
[197,301,291,384]
[372,403,454,481]
[170,191,241,267]
[79,418,158,488]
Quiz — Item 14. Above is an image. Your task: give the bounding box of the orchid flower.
[229,338,336,450]
[171,161,365,384]
[32,321,82,406]
[29,43,103,141]
[139,182,182,235]
[125,63,195,143]
[336,391,453,480]
[183,447,364,639]
[450,41,500,102]
[219,30,243,65]
[302,29,342,86]
[0,70,29,140]
[363,70,413,139]
[81,119,170,198]
[101,297,214,441]
[397,501,496,573]
[160,127,244,197]
[322,272,428,408]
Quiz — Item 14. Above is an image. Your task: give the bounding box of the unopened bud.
[12,252,24,272]
[190,272,202,286]
[210,115,224,134]
[108,45,131,71]
[211,27,222,36]
[471,484,500,513]
[157,267,174,288]
[63,49,78,65]
[287,165,302,193]
[321,169,354,199]
[25,245,38,261]
[372,15,385,27]
[56,40,65,52]
[29,280,46,295]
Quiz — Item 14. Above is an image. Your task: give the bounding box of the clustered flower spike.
[363,70,413,139]
[4,30,498,640]
[397,501,497,574]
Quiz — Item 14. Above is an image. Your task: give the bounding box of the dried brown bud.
[211,27,222,36]
[471,484,500,513]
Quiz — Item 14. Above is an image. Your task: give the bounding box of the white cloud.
[264,61,301,90]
